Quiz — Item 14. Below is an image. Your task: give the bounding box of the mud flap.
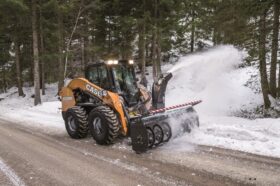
[130,117,148,153]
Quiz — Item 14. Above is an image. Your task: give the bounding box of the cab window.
[87,67,99,84]
[98,66,110,90]
[87,65,110,90]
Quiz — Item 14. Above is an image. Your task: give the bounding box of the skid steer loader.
[59,59,201,153]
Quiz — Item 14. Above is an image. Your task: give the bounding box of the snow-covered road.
[0,157,25,186]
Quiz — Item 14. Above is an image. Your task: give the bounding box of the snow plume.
[161,46,280,158]
[166,45,262,116]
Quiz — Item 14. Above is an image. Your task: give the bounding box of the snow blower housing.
[59,59,201,153]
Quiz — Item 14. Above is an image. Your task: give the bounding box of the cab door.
[86,64,113,91]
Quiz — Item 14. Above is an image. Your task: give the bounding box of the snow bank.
[0,84,64,132]
[164,115,280,157]
[2,101,64,130]
[166,45,262,115]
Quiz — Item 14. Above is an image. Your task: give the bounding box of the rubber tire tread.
[89,105,119,145]
[65,106,88,139]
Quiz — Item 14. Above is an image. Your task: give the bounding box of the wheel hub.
[93,117,103,135]
[67,116,77,132]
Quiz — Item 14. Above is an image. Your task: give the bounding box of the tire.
[64,106,88,139]
[88,105,120,145]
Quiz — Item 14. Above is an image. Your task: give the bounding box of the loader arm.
[59,78,128,135]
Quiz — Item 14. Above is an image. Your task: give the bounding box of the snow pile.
[165,115,280,157]
[0,84,58,109]
[0,84,64,131]
[166,45,262,115]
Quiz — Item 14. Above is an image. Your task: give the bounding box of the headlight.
[107,60,114,64]
[107,60,118,65]
[129,60,134,64]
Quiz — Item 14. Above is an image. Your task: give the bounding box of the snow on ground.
[0,45,279,158]
[164,115,280,157]
[0,84,64,132]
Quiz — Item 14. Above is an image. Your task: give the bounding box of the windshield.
[112,65,139,105]
[112,65,136,93]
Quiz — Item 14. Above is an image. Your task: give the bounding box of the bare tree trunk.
[152,29,157,81]
[14,37,24,96]
[212,5,218,45]
[212,27,216,45]
[57,10,64,91]
[138,18,147,87]
[270,0,280,98]
[81,37,85,73]
[81,0,85,70]
[145,41,149,62]
[39,0,45,95]
[152,0,159,81]
[259,9,270,109]
[85,35,91,67]
[87,35,93,63]
[3,67,7,93]
[32,0,41,105]
[190,10,195,52]
[156,27,161,76]
[88,17,96,63]
[64,5,82,79]
[107,15,112,55]
[83,17,89,68]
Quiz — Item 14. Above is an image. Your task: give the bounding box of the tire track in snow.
[0,157,25,186]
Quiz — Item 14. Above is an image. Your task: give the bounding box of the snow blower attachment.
[130,100,201,153]
[59,60,201,153]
